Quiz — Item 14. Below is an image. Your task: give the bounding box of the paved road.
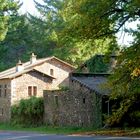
[0,131,140,140]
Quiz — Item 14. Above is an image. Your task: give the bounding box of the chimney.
[30,53,37,64]
[109,52,118,72]
[16,60,24,72]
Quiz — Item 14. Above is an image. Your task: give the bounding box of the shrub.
[11,96,44,127]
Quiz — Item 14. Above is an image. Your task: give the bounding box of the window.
[83,98,86,104]
[0,108,3,116]
[33,86,37,96]
[4,85,7,97]
[50,69,54,76]
[28,86,32,96]
[28,86,37,96]
[54,96,59,106]
[0,85,2,97]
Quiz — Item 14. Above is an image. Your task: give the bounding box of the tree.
[62,0,140,40]
[0,0,19,41]
[0,14,30,71]
[106,39,140,127]
[32,0,112,66]
[61,0,140,126]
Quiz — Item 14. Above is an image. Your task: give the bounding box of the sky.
[19,0,139,46]
[19,0,41,15]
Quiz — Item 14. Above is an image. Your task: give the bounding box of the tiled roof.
[0,56,75,80]
[71,73,110,95]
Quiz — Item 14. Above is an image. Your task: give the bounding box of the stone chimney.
[30,53,37,64]
[16,60,24,72]
[109,52,118,72]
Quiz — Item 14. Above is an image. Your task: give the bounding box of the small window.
[55,96,59,106]
[50,69,54,76]
[4,85,7,97]
[33,86,37,96]
[28,86,32,96]
[83,98,86,104]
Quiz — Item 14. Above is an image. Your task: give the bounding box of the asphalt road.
[0,131,140,140]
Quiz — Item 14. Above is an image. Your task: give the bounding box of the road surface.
[0,131,140,140]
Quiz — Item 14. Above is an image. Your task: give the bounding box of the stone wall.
[0,79,11,122]
[35,59,74,89]
[44,85,102,127]
[11,71,52,105]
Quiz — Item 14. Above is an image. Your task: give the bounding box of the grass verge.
[0,123,94,134]
[0,123,140,136]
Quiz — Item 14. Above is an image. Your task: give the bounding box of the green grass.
[0,123,94,134]
[0,123,140,136]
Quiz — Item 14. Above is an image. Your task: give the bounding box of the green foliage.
[11,97,44,127]
[32,0,112,66]
[0,14,31,71]
[77,55,109,73]
[106,41,140,127]
[0,0,113,71]
[62,0,140,127]
[58,86,69,91]
[62,0,140,40]
[0,0,19,41]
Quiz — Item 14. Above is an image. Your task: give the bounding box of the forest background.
[0,0,140,127]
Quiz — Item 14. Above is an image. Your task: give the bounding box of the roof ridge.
[0,56,75,79]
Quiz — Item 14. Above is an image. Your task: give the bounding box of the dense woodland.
[0,0,140,127]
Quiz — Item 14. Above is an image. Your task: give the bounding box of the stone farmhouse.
[44,73,110,128]
[0,53,75,122]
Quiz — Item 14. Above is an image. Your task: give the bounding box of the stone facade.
[0,79,11,122]
[44,90,102,127]
[11,71,52,105]
[35,59,74,89]
[43,74,108,127]
[0,55,74,122]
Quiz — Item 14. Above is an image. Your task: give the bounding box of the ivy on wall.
[77,55,109,73]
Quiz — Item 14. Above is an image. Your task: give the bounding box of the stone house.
[0,53,75,122]
[44,73,110,128]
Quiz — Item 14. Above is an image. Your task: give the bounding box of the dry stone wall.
[44,83,102,127]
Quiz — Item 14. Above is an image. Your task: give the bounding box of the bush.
[11,97,44,127]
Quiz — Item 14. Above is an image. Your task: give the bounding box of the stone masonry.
[44,90,102,127]
[0,79,11,122]
[44,73,109,128]
[0,54,75,122]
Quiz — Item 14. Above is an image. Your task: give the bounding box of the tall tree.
[33,0,113,65]
[61,0,140,126]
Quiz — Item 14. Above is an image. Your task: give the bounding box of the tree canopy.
[0,0,18,41]
[62,0,140,40]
